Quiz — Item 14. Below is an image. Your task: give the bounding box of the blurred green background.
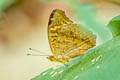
[0,0,120,80]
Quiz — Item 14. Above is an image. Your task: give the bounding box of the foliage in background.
[31,15,120,80]
[0,0,16,12]
[0,0,16,21]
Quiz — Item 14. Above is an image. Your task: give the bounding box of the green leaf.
[32,34,120,80]
[107,16,120,37]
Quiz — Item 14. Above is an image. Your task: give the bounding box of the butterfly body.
[47,9,96,64]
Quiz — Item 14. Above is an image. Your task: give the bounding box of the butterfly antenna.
[27,53,51,56]
[29,48,50,55]
[27,48,51,56]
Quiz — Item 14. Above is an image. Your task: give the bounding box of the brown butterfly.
[47,9,96,64]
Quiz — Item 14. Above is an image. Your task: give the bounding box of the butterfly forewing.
[48,9,96,63]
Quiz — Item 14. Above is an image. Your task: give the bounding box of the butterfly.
[47,9,96,64]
